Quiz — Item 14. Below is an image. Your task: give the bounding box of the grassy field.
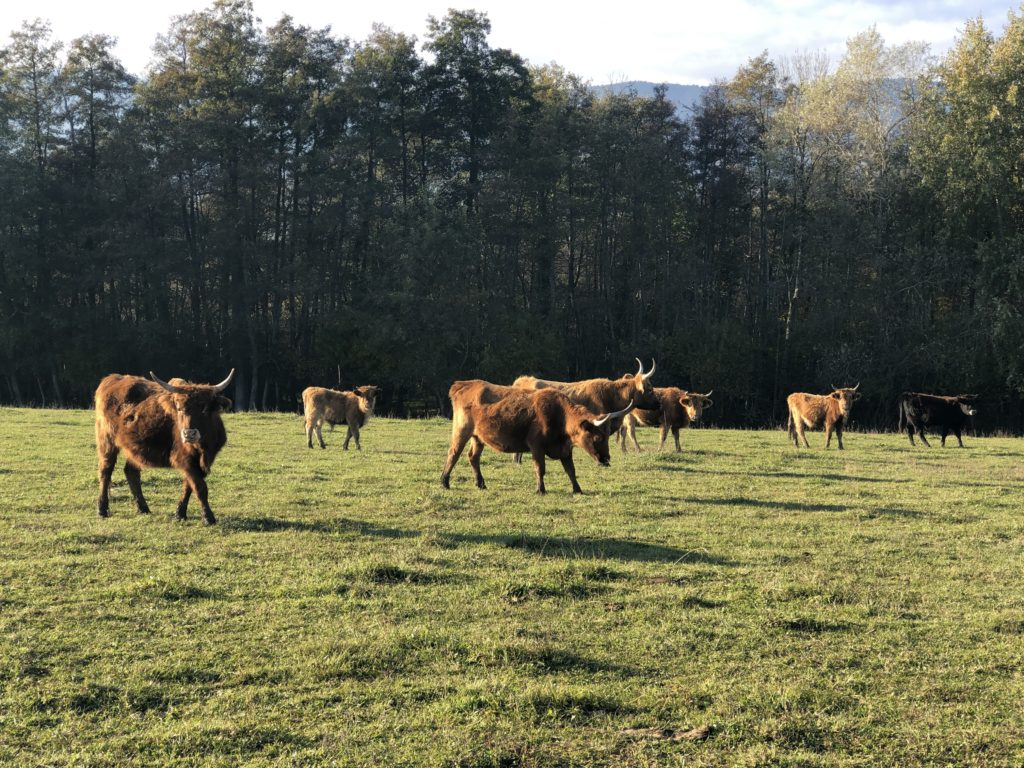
[1,407,1022,767]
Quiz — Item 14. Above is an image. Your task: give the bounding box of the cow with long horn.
[441,381,635,494]
[94,369,235,524]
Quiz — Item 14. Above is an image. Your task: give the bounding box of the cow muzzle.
[181,428,201,444]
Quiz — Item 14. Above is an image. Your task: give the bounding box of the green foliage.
[1,6,1023,428]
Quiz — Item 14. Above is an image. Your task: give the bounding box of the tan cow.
[619,388,713,452]
[786,385,861,449]
[303,385,381,450]
[441,380,634,494]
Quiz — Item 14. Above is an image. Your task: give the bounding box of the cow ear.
[831,392,841,400]
[216,396,233,412]
[581,420,597,433]
[354,387,366,397]
[679,396,692,406]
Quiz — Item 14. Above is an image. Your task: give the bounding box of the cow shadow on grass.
[225,516,730,565]
[659,466,908,484]
[224,516,417,539]
[679,496,850,513]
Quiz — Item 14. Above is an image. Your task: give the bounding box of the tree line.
[1,0,1022,431]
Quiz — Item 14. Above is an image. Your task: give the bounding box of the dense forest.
[1,1,1023,430]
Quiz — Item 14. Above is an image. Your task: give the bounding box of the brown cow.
[513,358,660,437]
[618,388,714,452]
[440,380,634,494]
[94,370,234,524]
[303,385,381,450]
[786,385,861,449]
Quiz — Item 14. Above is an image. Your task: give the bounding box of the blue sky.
[1,0,1019,83]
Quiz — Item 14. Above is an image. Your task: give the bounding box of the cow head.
[680,390,713,422]
[354,385,381,414]
[829,383,860,418]
[151,370,234,445]
[578,401,636,466]
[623,358,660,410]
[957,395,978,416]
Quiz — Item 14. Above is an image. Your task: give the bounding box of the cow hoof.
[476,481,487,490]
[137,506,151,515]
[175,512,187,522]
[440,476,450,490]
[203,515,216,526]
[97,508,109,518]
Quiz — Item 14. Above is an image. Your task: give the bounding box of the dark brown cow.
[303,385,381,450]
[786,385,861,449]
[619,388,714,452]
[440,380,634,494]
[898,392,978,447]
[94,370,234,524]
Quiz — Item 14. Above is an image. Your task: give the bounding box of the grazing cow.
[786,385,861,449]
[303,385,381,450]
[440,381,634,494]
[898,392,978,447]
[94,370,234,524]
[619,388,714,452]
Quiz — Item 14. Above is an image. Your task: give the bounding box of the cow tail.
[897,397,905,434]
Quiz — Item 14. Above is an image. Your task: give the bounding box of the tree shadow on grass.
[461,532,735,565]
[658,466,908,484]
[679,496,849,513]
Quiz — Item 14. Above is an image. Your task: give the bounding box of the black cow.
[898,392,978,447]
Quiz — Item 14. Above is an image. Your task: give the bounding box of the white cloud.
[0,0,1017,83]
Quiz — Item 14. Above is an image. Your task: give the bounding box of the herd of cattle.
[91,363,981,523]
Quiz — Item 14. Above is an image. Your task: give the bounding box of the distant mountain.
[592,81,708,114]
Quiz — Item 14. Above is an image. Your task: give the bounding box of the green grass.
[1,407,1023,767]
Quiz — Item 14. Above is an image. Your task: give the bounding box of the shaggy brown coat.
[94,371,233,524]
[303,385,381,450]
[441,381,633,494]
[619,388,713,452]
[786,387,861,449]
[512,360,659,437]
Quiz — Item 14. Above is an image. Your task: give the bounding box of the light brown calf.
[619,388,713,452]
[786,385,861,449]
[303,385,381,450]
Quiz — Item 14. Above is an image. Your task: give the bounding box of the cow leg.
[532,452,547,495]
[940,427,949,447]
[672,426,682,452]
[123,461,150,515]
[175,480,192,521]
[560,456,583,494]
[955,428,965,448]
[906,424,916,446]
[628,418,642,453]
[343,425,352,450]
[824,423,834,449]
[658,424,669,451]
[96,448,118,518]
[185,471,216,525]
[441,424,473,489]
[351,424,362,450]
[918,428,932,448]
[795,419,810,448]
[315,420,326,449]
[835,423,844,450]
[513,453,523,464]
[467,437,486,489]
[305,417,315,449]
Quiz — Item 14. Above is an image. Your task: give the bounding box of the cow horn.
[635,358,644,377]
[593,399,636,427]
[642,358,656,381]
[212,369,235,393]
[852,382,860,391]
[150,371,185,394]
[703,390,714,398]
